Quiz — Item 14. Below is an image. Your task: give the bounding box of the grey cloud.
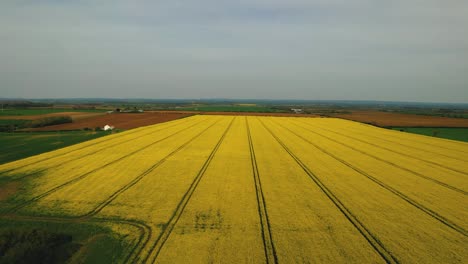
[0,1,467,102]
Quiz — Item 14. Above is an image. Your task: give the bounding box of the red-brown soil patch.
[332,111,468,127]
[26,112,192,131]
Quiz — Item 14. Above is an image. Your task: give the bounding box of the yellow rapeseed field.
[0,115,466,263]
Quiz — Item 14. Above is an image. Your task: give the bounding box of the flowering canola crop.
[0,115,467,263]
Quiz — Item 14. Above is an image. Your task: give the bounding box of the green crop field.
[0,131,111,164]
[0,219,130,264]
[391,127,468,142]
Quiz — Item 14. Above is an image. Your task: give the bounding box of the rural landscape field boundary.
[2,0,468,261]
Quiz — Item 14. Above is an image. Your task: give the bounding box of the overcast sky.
[1,1,467,103]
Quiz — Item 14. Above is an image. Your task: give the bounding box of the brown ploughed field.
[26,112,192,131]
[15,110,468,131]
[333,110,468,127]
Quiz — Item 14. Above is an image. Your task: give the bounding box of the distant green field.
[391,127,468,142]
[0,219,129,264]
[0,131,110,164]
[178,105,286,112]
[0,108,105,116]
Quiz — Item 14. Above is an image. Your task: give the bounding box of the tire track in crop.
[245,117,278,264]
[10,117,205,181]
[143,117,235,264]
[4,118,215,215]
[346,120,468,156]
[0,116,197,175]
[300,121,468,177]
[265,119,468,237]
[0,117,219,263]
[74,118,222,263]
[379,132,468,160]
[80,118,222,218]
[286,120,467,195]
[90,217,152,264]
[257,118,399,264]
[335,121,468,164]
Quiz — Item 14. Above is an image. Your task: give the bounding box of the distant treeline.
[0,229,79,264]
[30,116,73,128]
[0,116,72,132]
[0,101,53,108]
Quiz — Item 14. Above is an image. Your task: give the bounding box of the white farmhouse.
[103,125,114,131]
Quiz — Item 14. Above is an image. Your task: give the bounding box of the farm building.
[103,125,114,131]
[291,108,303,114]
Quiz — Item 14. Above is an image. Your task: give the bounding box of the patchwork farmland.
[0,115,467,263]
